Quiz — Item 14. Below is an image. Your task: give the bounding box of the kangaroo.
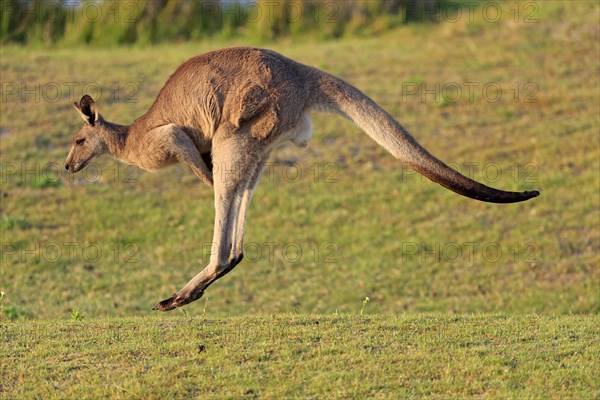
[65,47,539,311]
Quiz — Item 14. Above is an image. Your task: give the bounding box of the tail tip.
[524,190,540,199]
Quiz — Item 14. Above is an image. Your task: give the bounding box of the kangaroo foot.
[153,256,243,311]
[152,288,205,312]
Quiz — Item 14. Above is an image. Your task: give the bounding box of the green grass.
[2,315,599,398]
[0,1,598,397]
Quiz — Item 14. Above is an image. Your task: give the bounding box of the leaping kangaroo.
[64,47,540,311]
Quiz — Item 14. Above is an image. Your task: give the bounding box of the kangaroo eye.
[75,138,85,145]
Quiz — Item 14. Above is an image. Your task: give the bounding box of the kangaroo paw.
[152,293,180,311]
[152,289,205,312]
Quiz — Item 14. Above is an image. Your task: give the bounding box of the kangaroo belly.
[289,112,313,148]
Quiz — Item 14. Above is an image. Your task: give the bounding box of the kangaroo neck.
[114,110,164,163]
[96,119,127,155]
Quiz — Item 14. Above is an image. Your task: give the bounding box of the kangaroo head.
[65,95,108,173]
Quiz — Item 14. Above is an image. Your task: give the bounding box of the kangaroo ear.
[74,95,99,126]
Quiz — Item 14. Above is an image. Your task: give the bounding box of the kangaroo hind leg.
[153,130,261,311]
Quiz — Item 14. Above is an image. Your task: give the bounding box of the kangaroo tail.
[309,72,539,204]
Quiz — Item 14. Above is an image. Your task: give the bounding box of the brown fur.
[65,47,539,311]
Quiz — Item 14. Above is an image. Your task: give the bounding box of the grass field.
[1,1,599,398]
[3,315,599,398]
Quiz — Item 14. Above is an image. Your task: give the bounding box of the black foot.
[152,289,204,312]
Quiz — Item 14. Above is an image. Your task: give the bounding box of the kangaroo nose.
[65,163,69,171]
